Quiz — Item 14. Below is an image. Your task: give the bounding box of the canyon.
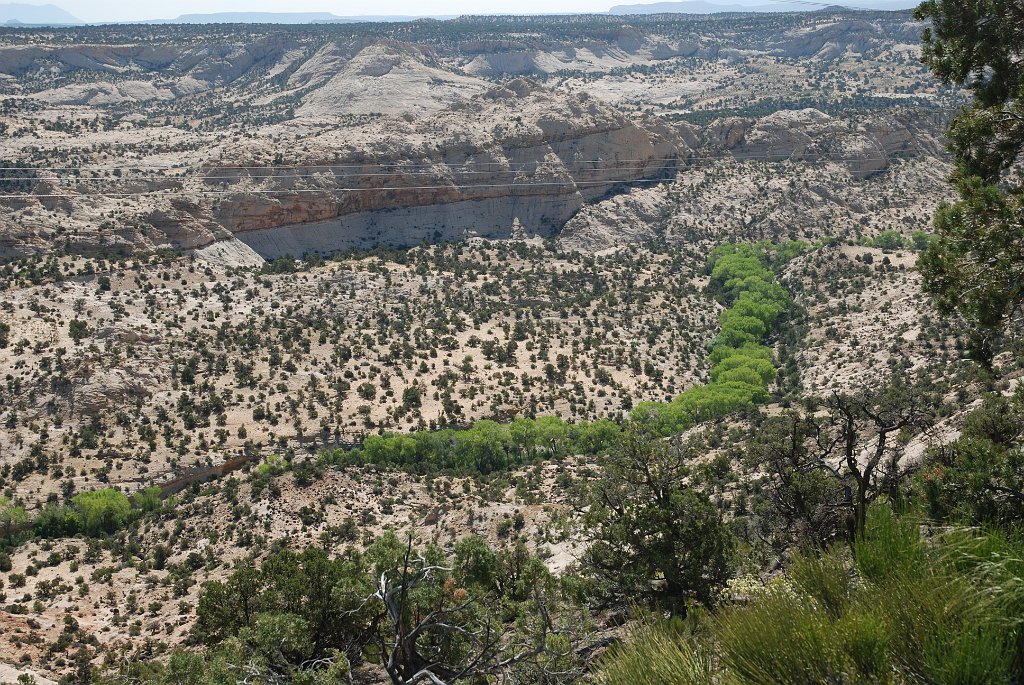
[1,9,1002,685]
[0,11,956,262]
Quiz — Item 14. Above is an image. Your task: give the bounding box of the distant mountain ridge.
[608,0,919,12]
[0,6,459,26]
[172,11,351,23]
[0,0,919,27]
[163,12,456,24]
[0,2,80,24]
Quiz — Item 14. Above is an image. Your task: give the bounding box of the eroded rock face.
[0,76,680,261]
[297,43,489,118]
[35,80,177,106]
[559,184,671,253]
[689,107,949,180]
[728,109,888,178]
[560,152,953,253]
[0,91,947,261]
[67,364,155,417]
[0,97,947,261]
[774,19,884,58]
[0,13,951,262]
[146,200,231,249]
[558,103,953,253]
[0,36,294,93]
[214,81,679,255]
[236,193,587,258]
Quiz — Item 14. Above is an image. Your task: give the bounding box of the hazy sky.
[56,0,619,22]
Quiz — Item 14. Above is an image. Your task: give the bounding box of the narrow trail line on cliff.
[0,153,929,200]
[0,149,942,175]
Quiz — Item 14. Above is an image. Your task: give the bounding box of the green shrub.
[868,230,906,251]
[911,230,933,251]
[132,487,163,513]
[853,505,925,583]
[921,390,1024,527]
[715,587,851,685]
[597,506,1024,685]
[33,506,83,539]
[596,623,712,685]
[833,610,891,680]
[787,552,850,619]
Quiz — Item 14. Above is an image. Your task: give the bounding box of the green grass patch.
[596,505,1024,685]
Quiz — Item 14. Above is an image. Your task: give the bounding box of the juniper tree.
[915,0,1024,365]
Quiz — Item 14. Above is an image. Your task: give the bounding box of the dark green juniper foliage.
[748,375,935,543]
[921,387,1024,527]
[121,533,590,685]
[915,0,1024,365]
[583,426,734,613]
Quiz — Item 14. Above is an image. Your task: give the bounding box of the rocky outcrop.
[35,80,176,105]
[0,664,57,685]
[68,365,155,416]
[774,19,879,58]
[193,237,266,267]
[559,185,672,253]
[0,11,948,261]
[0,36,296,89]
[561,154,953,253]
[203,80,679,257]
[0,98,945,261]
[0,74,679,261]
[297,43,488,118]
[688,107,949,180]
[145,200,231,249]
[236,192,585,258]
[561,106,953,252]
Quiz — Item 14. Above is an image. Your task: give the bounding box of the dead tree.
[372,539,581,685]
[811,380,934,538]
[751,377,936,545]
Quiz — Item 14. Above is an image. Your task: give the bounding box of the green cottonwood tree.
[71,488,131,536]
[0,496,28,542]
